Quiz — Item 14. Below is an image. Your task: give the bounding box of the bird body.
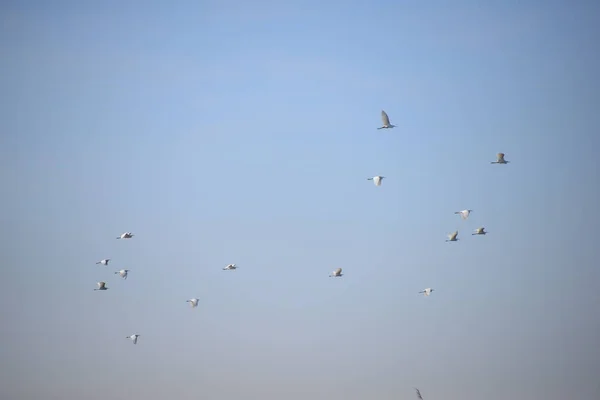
[117,232,134,239]
[126,334,140,344]
[454,209,473,220]
[94,281,108,291]
[329,268,343,277]
[446,231,459,242]
[377,110,396,129]
[223,264,237,270]
[187,298,199,308]
[115,269,129,279]
[367,175,385,186]
[491,152,509,164]
[96,259,110,265]
[472,227,487,235]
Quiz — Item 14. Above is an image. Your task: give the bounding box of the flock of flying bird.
[91,110,510,398]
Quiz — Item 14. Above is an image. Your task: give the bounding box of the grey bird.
[491,152,509,164]
[377,110,396,129]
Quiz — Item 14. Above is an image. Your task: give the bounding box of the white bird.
[96,259,110,265]
[446,231,459,242]
[454,209,473,220]
[186,298,199,308]
[116,232,134,239]
[377,110,396,129]
[114,269,129,279]
[329,267,343,277]
[94,281,108,291]
[491,152,509,164]
[415,388,424,400]
[472,227,487,235]
[419,288,434,296]
[223,263,237,270]
[126,334,140,344]
[367,175,385,186]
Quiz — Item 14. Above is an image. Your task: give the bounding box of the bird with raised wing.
[454,209,473,220]
[377,110,396,129]
[491,152,509,164]
[367,176,385,186]
[223,264,237,270]
[419,288,434,296]
[472,227,487,235]
[96,259,110,265]
[126,334,140,344]
[116,232,134,239]
[186,298,199,308]
[446,231,459,242]
[329,268,343,277]
[415,388,424,400]
[115,269,129,279]
[94,281,109,291]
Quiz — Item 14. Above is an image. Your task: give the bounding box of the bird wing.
[450,231,458,239]
[415,388,423,400]
[133,336,138,344]
[335,268,342,275]
[497,152,505,161]
[98,282,105,288]
[381,110,390,126]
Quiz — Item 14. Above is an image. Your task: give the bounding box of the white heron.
[186,298,199,308]
[367,176,385,186]
[446,231,459,242]
[491,152,509,164]
[223,264,237,270]
[96,259,110,265]
[415,388,424,400]
[454,209,473,220]
[472,227,487,235]
[329,268,343,277]
[419,288,434,296]
[116,232,134,239]
[126,334,140,344]
[94,281,109,291]
[115,269,129,279]
[377,110,396,129]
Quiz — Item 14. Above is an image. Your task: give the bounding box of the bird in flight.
[454,209,473,220]
[115,269,129,279]
[329,268,343,277]
[446,231,459,242]
[186,298,199,308]
[96,259,110,265]
[223,264,238,270]
[377,110,396,129]
[491,152,509,164]
[116,232,134,239]
[94,281,109,291]
[126,334,140,344]
[472,227,487,235]
[367,175,385,186]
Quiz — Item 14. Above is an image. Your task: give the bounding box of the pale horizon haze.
[1,1,599,399]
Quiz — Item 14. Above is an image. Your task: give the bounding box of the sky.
[1,0,599,399]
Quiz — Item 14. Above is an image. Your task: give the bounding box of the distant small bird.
[96,259,110,265]
[94,281,108,291]
[377,110,396,129]
[114,269,129,279]
[419,288,434,296]
[186,298,199,308]
[126,334,140,344]
[116,232,134,239]
[414,388,424,400]
[491,152,509,164]
[367,176,385,186]
[454,209,473,220]
[472,227,487,235]
[223,264,237,270]
[446,231,459,242]
[329,268,343,277]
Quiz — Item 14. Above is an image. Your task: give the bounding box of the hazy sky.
[1,1,599,399]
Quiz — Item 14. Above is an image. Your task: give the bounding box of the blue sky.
[1,1,599,399]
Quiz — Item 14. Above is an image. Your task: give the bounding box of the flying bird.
[186,298,199,308]
[116,232,134,239]
[419,288,434,296]
[115,269,129,279]
[454,209,473,220]
[377,110,396,129]
[472,227,487,235]
[94,281,108,291]
[414,388,424,400]
[96,259,110,265]
[329,268,343,277]
[446,231,459,242]
[126,334,140,344]
[491,152,509,164]
[223,264,237,270]
[367,176,385,186]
